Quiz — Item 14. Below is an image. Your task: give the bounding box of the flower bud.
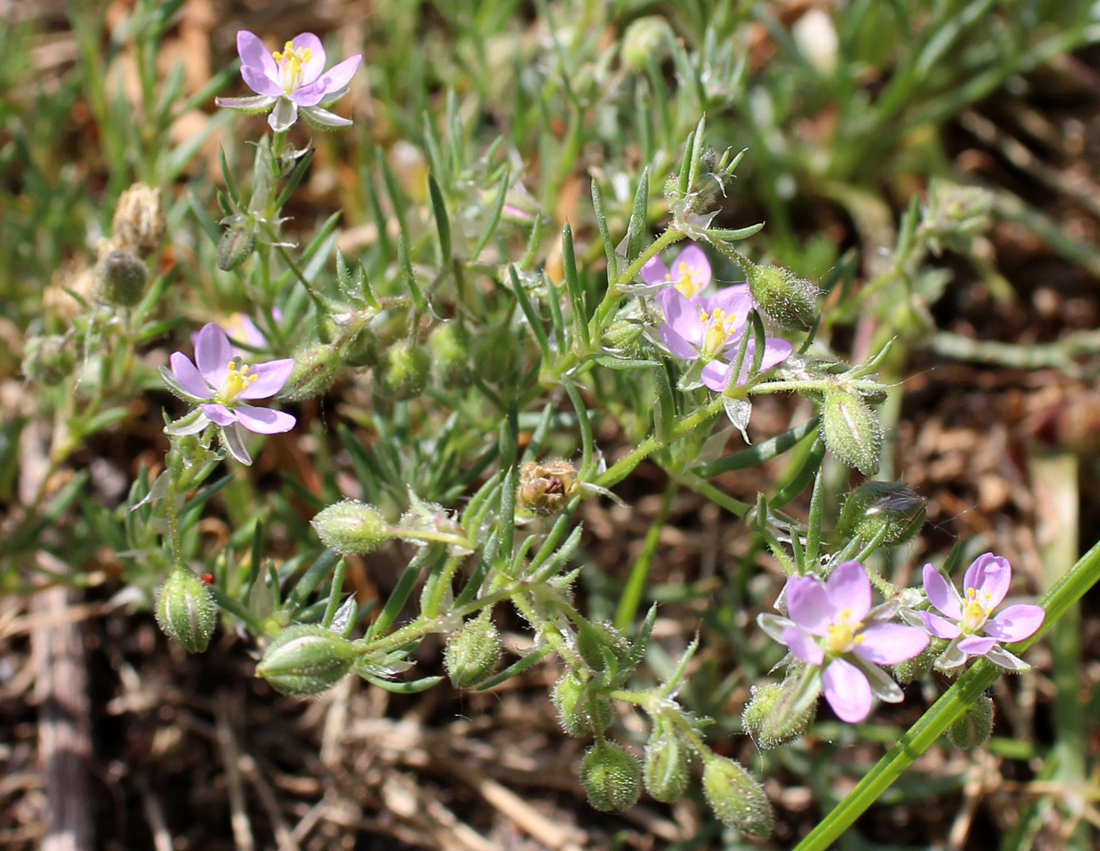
[600,318,644,356]
[155,567,217,654]
[552,670,612,736]
[643,717,691,803]
[217,221,257,271]
[324,312,378,368]
[21,334,74,386]
[111,182,166,257]
[701,756,773,838]
[837,481,925,549]
[579,741,641,812]
[312,500,392,555]
[279,343,340,401]
[382,340,431,400]
[746,264,818,332]
[256,625,358,696]
[742,677,818,750]
[947,694,994,750]
[443,615,502,689]
[822,390,883,476]
[95,249,148,307]
[621,16,668,71]
[576,620,629,677]
[517,458,579,517]
[428,322,470,388]
[892,643,938,685]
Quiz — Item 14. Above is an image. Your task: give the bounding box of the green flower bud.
[155,567,217,654]
[580,741,640,812]
[892,643,938,685]
[428,322,471,388]
[552,670,612,736]
[256,625,358,696]
[621,16,668,72]
[643,717,691,803]
[822,390,883,476]
[947,694,994,750]
[21,334,74,386]
[312,500,392,555]
[746,264,819,332]
[111,182,166,258]
[382,340,430,400]
[600,318,644,355]
[701,756,773,838]
[837,481,925,549]
[217,222,257,271]
[444,614,502,689]
[576,620,629,677]
[742,676,818,750]
[279,343,340,401]
[95,249,148,307]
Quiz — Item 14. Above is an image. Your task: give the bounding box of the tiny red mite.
[201,573,214,585]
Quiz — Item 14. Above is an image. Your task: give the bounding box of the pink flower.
[215,31,362,132]
[758,561,929,723]
[640,244,712,298]
[162,323,296,465]
[914,554,1045,672]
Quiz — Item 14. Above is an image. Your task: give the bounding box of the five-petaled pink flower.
[162,323,296,465]
[913,554,1045,672]
[216,31,362,132]
[640,244,713,298]
[758,561,929,723]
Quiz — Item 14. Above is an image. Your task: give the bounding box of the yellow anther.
[675,261,705,298]
[219,361,257,405]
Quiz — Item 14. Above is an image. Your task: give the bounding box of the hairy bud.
[156,567,217,654]
[428,322,470,388]
[643,717,691,803]
[621,16,668,71]
[892,643,938,685]
[837,481,925,548]
[312,500,392,555]
[746,264,819,332]
[580,741,641,812]
[382,340,431,400]
[576,620,629,677]
[552,670,612,736]
[444,614,502,689]
[256,625,358,696]
[111,182,166,257]
[701,756,773,838]
[822,390,883,476]
[279,343,340,401]
[21,334,74,386]
[600,317,644,355]
[217,222,257,271]
[742,676,818,749]
[947,694,994,750]
[517,458,579,517]
[95,249,148,307]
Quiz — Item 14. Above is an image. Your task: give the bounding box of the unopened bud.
[156,567,217,654]
[444,614,502,689]
[312,500,392,555]
[621,16,668,72]
[111,182,166,257]
[552,670,612,736]
[601,318,644,355]
[382,340,430,400]
[279,343,340,401]
[256,625,358,696]
[21,335,74,386]
[428,322,470,387]
[217,222,256,271]
[643,717,691,803]
[576,620,629,677]
[701,756,773,838]
[822,390,883,476]
[95,249,148,307]
[746,264,819,332]
[947,693,994,750]
[580,741,641,812]
[517,458,579,517]
[742,676,818,749]
[837,481,925,548]
[892,643,938,685]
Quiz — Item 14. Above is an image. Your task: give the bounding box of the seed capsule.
[580,741,641,812]
[155,567,217,654]
[256,625,359,696]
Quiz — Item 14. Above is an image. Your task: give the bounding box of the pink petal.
[985,604,1044,643]
[200,403,237,426]
[657,287,704,348]
[731,336,794,384]
[700,360,731,392]
[853,624,928,665]
[669,244,711,293]
[782,627,824,666]
[290,33,326,85]
[639,254,670,286]
[169,352,213,399]
[822,659,872,723]
[241,64,283,97]
[195,323,233,388]
[918,610,962,640]
[702,285,751,327]
[962,553,1011,609]
[659,323,700,361]
[316,54,360,93]
[922,563,962,620]
[237,31,278,80]
[239,358,295,399]
[235,405,296,434]
[785,576,831,636]
[956,635,997,657]
[826,561,872,622]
